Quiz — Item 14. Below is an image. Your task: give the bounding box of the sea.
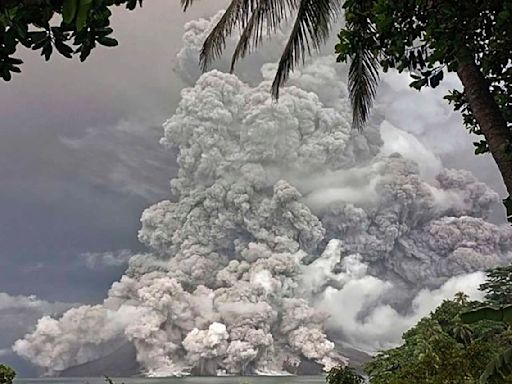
[15,377,326,384]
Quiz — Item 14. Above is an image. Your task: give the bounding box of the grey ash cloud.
[0,0,509,377]
[12,12,512,376]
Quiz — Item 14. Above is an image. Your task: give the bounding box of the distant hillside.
[58,342,140,377]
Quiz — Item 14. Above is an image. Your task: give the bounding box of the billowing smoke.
[14,12,512,377]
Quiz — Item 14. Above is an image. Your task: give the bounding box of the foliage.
[0,0,144,81]
[462,304,512,383]
[104,376,125,384]
[338,0,379,130]
[183,0,343,100]
[335,0,512,218]
[462,306,512,325]
[182,0,512,213]
[335,0,512,152]
[326,366,365,384]
[0,365,15,384]
[365,294,511,384]
[364,265,512,384]
[480,265,512,306]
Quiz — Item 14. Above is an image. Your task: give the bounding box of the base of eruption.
[57,343,140,378]
[13,12,512,377]
[55,342,370,378]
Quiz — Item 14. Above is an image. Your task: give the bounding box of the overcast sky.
[0,0,507,376]
[0,0,231,374]
[0,0,231,300]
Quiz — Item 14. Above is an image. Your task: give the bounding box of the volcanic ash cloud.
[14,13,512,377]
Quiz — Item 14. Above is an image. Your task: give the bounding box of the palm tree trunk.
[456,51,512,197]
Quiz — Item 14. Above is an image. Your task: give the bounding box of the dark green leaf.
[55,39,73,58]
[63,0,78,24]
[42,43,53,61]
[504,196,512,224]
[76,0,93,32]
[97,36,118,47]
[474,140,490,155]
[461,305,512,325]
[1,66,12,81]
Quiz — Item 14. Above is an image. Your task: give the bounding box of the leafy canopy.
[336,0,512,141]
[461,265,512,383]
[336,0,512,221]
[364,264,512,384]
[480,265,512,306]
[0,0,144,81]
[364,294,508,384]
[0,365,15,384]
[326,366,365,384]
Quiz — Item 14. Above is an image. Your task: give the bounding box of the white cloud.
[81,249,134,269]
[0,292,75,358]
[316,260,486,352]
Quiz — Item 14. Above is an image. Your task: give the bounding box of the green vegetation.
[0,0,144,81]
[480,265,512,306]
[335,0,512,219]
[326,366,365,384]
[461,306,512,383]
[365,294,508,384]
[0,364,15,384]
[327,264,512,384]
[104,375,124,384]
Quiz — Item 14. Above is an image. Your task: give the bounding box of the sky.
[0,0,508,376]
[0,0,231,301]
[0,0,228,374]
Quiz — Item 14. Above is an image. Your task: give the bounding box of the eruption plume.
[13,12,512,377]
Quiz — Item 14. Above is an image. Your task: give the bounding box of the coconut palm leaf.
[184,0,378,131]
[199,0,254,72]
[271,0,342,99]
[342,0,380,130]
[348,47,379,130]
[185,0,341,100]
[180,0,194,11]
[229,0,292,73]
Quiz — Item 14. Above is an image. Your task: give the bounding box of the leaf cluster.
[326,366,365,384]
[336,0,512,157]
[182,0,343,100]
[480,265,512,306]
[0,0,144,81]
[365,294,511,384]
[0,365,15,384]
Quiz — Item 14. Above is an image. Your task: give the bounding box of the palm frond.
[229,0,294,73]
[271,0,342,99]
[348,48,379,130]
[180,0,197,11]
[344,0,380,130]
[199,0,255,71]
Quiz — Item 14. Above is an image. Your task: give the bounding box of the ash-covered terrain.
[13,12,512,377]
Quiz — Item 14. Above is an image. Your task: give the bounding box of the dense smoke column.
[13,12,512,377]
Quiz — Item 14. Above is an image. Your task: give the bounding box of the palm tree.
[180,0,512,205]
[179,0,379,130]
